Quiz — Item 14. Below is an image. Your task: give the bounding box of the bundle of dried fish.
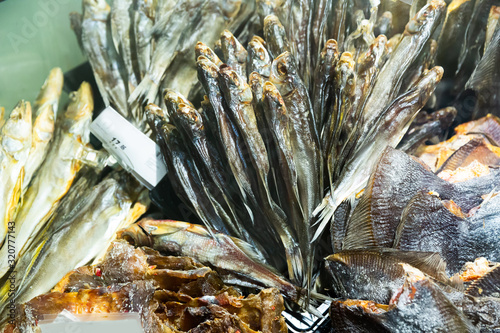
[0,71,151,328]
[71,0,256,130]
[2,240,288,333]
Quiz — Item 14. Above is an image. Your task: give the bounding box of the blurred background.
[0,0,89,114]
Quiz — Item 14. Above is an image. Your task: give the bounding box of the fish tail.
[128,75,159,106]
[311,195,338,243]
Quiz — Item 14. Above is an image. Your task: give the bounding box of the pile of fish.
[0,71,150,323]
[2,0,500,331]
[71,0,257,130]
[3,239,288,333]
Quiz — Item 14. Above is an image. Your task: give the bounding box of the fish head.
[2,101,32,157]
[433,107,457,129]
[220,0,242,20]
[263,14,283,34]
[413,66,443,102]
[177,104,204,133]
[197,56,220,84]
[164,90,192,117]
[145,103,167,135]
[195,42,222,67]
[270,52,298,97]
[65,82,93,123]
[405,0,445,36]
[34,68,63,114]
[248,37,271,76]
[219,65,253,104]
[262,81,288,119]
[137,219,210,254]
[335,52,356,95]
[83,0,110,19]
[323,39,339,59]
[117,223,151,248]
[220,30,247,62]
[33,104,55,142]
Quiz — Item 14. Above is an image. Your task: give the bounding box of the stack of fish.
[144,0,449,296]
[4,239,287,333]
[70,0,257,130]
[2,0,500,331]
[0,71,150,323]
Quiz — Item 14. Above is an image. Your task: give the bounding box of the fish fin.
[466,264,500,297]
[342,187,376,250]
[128,75,159,106]
[311,204,336,243]
[380,248,449,283]
[436,137,484,173]
[230,236,280,275]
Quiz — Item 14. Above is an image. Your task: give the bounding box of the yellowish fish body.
[22,68,63,193]
[0,83,93,279]
[0,102,32,247]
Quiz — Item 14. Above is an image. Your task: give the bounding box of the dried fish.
[0,83,93,279]
[0,102,32,248]
[119,219,302,302]
[22,68,63,193]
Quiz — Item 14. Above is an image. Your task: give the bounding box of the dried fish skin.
[312,39,339,133]
[395,191,500,274]
[454,0,496,97]
[325,51,356,183]
[6,173,139,309]
[153,118,231,236]
[111,0,137,89]
[329,299,389,333]
[270,51,321,222]
[32,67,63,115]
[466,264,500,297]
[394,192,467,275]
[0,102,32,248]
[485,5,500,51]
[383,264,477,332]
[288,0,312,87]
[343,143,500,251]
[315,67,442,243]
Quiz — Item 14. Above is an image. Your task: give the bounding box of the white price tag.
[90,107,167,189]
[39,313,143,333]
